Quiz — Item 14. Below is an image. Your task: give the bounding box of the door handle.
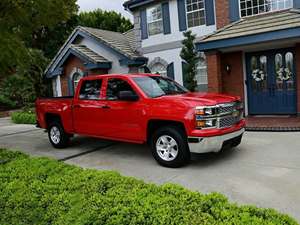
[101,105,110,109]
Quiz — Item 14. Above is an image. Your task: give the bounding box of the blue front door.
[246,49,297,114]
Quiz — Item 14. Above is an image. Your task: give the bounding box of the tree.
[78,9,133,33]
[0,0,78,77]
[180,31,198,92]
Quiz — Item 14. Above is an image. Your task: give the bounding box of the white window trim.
[196,64,208,85]
[52,75,62,97]
[147,4,163,37]
[238,0,293,18]
[185,0,206,28]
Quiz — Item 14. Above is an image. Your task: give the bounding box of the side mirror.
[118,91,139,101]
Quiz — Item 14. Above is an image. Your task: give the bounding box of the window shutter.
[68,77,74,96]
[140,9,148,40]
[167,62,175,79]
[182,61,188,88]
[294,0,300,8]
[229,0,240,22]
[204,0,215,26]
[162,2,171,34]
[177,0,187,31]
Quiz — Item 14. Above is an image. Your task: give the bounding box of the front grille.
[219,116,239,128]
[218,103,235,115]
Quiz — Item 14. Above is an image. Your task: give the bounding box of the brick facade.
[215,0,230,29]
[60,55,108,96]
[206,52,222,93]
[221,51,244,99]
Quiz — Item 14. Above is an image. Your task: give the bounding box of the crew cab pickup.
[36,74,245,167]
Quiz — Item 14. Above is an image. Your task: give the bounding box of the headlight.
[196,119,217,129]
[195,107,216,116]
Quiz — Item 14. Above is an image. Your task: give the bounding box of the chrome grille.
[219,116,239,128]
[218,103,235,115]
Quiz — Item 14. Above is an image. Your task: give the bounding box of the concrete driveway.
[0,117,300,221]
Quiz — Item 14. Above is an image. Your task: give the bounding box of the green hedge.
[0,149,298,225]
[11,111,36,124]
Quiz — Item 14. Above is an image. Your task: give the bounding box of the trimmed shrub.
[0,149,298,225]
[11,111,36,124]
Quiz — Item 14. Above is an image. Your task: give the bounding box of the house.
[123,0,216,91]
[124,0,300,116]
[45,26,148,96]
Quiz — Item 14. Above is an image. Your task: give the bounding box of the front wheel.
[151,126,190,168]
[48,121,70,148]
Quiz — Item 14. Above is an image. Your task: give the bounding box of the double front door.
[246,48,297,114]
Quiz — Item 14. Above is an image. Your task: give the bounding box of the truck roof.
[81,73,160,80]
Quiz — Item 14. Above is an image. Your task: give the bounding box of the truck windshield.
[133,76,189,98]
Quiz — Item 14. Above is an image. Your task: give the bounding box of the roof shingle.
[70,44,110,64]
[199,9,300,43]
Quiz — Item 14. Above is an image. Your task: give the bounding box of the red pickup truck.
[36,74,245,167]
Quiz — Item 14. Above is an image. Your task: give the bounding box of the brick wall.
[215,0,230,29]
[61,56,85,96]
[60,55,108,96]
[221,51,244,100]
[206,52,222,93]
[295,44,300,114]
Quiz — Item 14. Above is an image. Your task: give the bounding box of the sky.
[77,0,133,21]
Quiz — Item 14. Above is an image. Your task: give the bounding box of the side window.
[106,78,137,100]
[79,79,102,100]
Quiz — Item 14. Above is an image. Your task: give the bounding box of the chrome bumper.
[188,128,245,154]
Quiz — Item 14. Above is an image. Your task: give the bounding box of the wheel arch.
[146,119,187,144]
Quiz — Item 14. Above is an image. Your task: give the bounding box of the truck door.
[100,78,145,142]
[73,78,106,135]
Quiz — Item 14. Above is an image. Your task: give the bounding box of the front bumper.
[188,128,245,154]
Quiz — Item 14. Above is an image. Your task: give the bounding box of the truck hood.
[158,92,240,107]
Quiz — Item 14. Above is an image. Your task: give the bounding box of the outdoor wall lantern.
[225,64,231,74]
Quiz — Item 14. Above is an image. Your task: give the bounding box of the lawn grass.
[0,149,298,225]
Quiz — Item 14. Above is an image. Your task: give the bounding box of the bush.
[0,94,17,109]
[11,111,36,124]
[0,149,298,225]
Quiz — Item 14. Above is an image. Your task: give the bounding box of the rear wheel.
[48,121,70,148]
[151,126,190,168]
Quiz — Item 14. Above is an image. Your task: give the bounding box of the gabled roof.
[70,44,110,64]
[79,26,140,58]
[196,9,300,51]
[45,26,146,78]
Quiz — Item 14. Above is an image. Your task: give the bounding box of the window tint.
[79,79,102,100]
[106,78,137,100]
[133,76,188,98]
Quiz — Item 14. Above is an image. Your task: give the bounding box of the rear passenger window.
[106,78,137,100]
[79,79,102,100]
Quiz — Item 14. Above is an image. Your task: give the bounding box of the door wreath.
[276,67,292,81]
[252,69,265,82]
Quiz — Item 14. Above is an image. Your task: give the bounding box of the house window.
[147,4,163,36]
[186,0,206,28]
[195,56,208,85]
[150,63,167,77]
[240,0,293,17]
[73,72,83,92]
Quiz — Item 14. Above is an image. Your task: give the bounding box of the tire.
[48,121,70,148]
[150,126,190,168]
[231,134,243,147]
